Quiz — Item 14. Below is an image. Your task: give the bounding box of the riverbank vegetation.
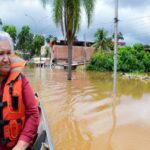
[86,27,150,73]
[86,43,150,73]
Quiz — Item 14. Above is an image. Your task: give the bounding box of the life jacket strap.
[0,120,9,138]
[0,98,5,121]
[0,127,4,138]
[0,119,21,127]
[9,81,13,95]
[16,118,21,123]
[0,119,22,140]
[0,96,2,102]
[1,138,10,145]
[12,96,19,110]
[0,102,7,109]
[9,75,21,110]
[0,120,9,126]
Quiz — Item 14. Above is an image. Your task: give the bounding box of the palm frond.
[53,0,63,25]
[64,0,81,41]
[82,0,95,26]
[39,0,49,8]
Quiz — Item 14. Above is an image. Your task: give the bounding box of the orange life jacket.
[0,55,26,147]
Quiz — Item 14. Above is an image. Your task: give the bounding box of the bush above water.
[86,52,113,71]
[86,43,150,73]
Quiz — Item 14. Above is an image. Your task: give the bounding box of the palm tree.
[118,32,124,40]
[112,31,124,41]
[46,34,53,43]
[93,28,112,51]
[40,0,95,80]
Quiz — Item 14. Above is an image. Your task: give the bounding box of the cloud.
[81,0,150,44]
[0,0,60,35]
[78,0,114,41]
[118,6,150,44]
[104,0,150,9]
[0,0,150,44]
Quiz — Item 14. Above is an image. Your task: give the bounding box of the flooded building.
[51,40,94,64]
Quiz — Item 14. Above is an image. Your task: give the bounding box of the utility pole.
[0,18,3,30]
[0,18,2,25]
[113,0,118,96]
[108,1,119,147]
[84,33,87,68]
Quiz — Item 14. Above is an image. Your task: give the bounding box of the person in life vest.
[0,31,40,150]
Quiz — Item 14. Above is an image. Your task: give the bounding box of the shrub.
[87,43,150,73]
[86,52,113,71]
[27,62,35,68]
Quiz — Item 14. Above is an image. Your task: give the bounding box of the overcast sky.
[0,0,150,45]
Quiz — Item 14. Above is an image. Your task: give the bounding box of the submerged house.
[51,40,94,64]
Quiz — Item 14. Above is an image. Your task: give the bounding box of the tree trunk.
[49,46,54,69]
[23,49,25,60]
[67,42,73,80]
[40,48,42,68]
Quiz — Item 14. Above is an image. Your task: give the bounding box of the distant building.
[51,40,94,63]
[144,48,150,52]
[112,40,126,46]
[117,41,126,46]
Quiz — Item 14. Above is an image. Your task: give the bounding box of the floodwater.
[23,67,150,150]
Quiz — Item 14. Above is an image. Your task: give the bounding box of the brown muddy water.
[23,67,150,150]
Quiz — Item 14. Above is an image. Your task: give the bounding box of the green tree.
[41,0,95,80]
[112,32,124,41]
[93,28,112,51]
[144,44,150,48]
[87,43,150,73]
[46,34,53,43]
[107,37,114,51]
[133,43,144,52]
[118,44,145,72]
[45,46,50,57]
[16,25,34,59]
[2,25,17,44]
[143,52,150,72]
[33,34,45,60]
[86,52,113,71]
[46,34,57,45]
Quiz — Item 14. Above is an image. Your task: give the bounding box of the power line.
[120,15,150,22]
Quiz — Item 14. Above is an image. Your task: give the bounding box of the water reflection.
[23,68,150,150]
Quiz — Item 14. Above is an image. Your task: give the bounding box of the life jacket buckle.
[0,96,2,102]
[10,120,18,139]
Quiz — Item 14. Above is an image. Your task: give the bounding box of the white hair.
[0,31,14,52]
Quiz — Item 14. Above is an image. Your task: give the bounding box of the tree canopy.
[2,25,17,43]
[53,0,95,79]
[93,28,114,51]
[33,34,45,56]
